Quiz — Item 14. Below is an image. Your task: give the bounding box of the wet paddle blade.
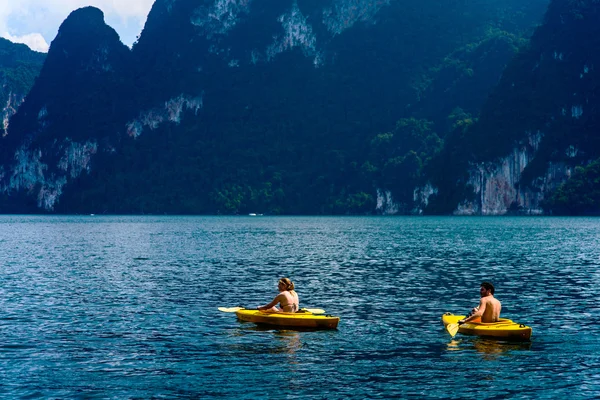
[446,323,459,338]
[218,307,244,313]
[304,308,325,314]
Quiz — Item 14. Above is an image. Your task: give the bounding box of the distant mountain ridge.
[0,0,561,214]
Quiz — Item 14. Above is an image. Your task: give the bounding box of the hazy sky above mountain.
[0,0,154,52]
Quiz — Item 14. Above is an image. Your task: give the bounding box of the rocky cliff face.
[454,133,572,215]
[0,0,552,214]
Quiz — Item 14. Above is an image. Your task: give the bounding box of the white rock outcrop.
[5,139,97,210]
[454,132,570,215]
[2,92,25,135]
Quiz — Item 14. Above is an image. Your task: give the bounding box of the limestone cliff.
[454,133,572,215]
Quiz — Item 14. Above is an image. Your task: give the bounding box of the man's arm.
[459,299,486,324]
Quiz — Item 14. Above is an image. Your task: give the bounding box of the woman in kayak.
[257,278,299,313]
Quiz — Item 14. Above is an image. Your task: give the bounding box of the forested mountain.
[0,38,45,138]
[0,0,563,214]
[425,0,600,215]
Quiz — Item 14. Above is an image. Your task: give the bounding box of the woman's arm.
[258,294,283,310]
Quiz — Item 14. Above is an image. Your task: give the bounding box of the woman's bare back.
[279,290,299,312]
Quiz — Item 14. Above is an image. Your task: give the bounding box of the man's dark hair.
[481,281,495,295]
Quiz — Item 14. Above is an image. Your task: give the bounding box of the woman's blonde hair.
[279,277,295,292]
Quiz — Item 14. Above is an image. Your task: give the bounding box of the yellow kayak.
[442,313,532,341]
[235,309,340,330]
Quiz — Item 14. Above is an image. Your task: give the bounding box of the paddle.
[218,306,326,314]
[446,322,460,338]
[446,306,480,338]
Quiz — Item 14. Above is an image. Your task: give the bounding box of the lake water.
[0,216,598,398]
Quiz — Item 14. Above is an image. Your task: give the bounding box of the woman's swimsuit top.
[280,292,299,312]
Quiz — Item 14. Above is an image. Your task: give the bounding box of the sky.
[0,0,155,53]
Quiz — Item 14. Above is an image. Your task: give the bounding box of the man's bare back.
[479,295,501,323]
[459,282,501,325]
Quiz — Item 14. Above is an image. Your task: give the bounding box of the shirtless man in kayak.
[257,277,299,313]
[458,281,501,324]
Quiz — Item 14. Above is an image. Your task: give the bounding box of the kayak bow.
[442,313,532,341]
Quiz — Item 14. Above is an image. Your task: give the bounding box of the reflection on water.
[222,324,303,359]
[446,336,532,361]
[446,339,462,351]
[243,325,303,356]
[474,339,532,354]
[274,330,302,356]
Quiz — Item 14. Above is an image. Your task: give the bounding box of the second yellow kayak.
[442,313,532,341]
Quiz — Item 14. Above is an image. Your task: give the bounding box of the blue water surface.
[0,216,598,398]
